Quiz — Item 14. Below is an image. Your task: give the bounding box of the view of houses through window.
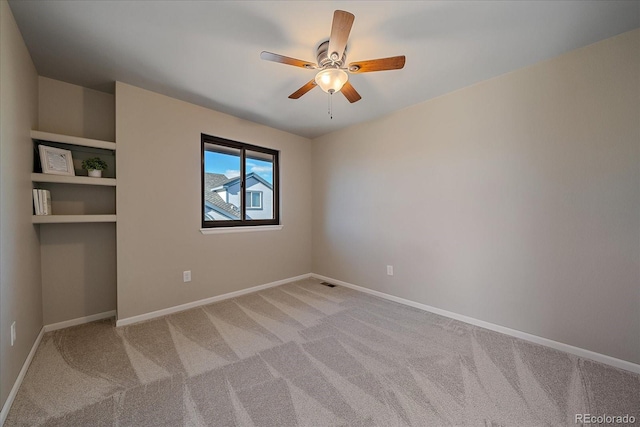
[202,134,278,227]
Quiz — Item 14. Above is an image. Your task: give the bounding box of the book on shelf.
[37,189,44,215]
[43,189,52,215]
[32,189,40,215]
[33,189,52,215]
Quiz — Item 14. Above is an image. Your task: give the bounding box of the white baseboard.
[311,273,640,375]
[43,310,117,333]
[0,327,44,426]
[116,273,313,327]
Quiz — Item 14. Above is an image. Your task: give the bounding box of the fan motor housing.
[316,40,346,68]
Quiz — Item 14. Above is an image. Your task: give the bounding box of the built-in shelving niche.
[31,130,117,224]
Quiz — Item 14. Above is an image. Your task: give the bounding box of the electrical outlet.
[183,270,191,282]
[11,321,16,346]
[387,265,394,276]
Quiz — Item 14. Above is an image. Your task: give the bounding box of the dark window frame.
[201,134,279,228]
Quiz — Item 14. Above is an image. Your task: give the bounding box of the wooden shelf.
[31,130,116,151]
[32,173,116,186]
[33,215,117,224]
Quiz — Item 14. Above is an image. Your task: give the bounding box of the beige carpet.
[5,278,639,426]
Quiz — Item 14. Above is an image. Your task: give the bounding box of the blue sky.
[205,151,273,184]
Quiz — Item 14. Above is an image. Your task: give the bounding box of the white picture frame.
[38,145,75,176]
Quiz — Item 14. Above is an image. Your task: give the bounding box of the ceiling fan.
[260,10,406,104]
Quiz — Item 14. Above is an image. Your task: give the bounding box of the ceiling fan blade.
[348,56,406,73]
[328,10,355,62]
[289,80,318,99]
[341,81,361,103]
[260,51,316,69]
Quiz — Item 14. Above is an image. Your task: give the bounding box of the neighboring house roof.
[204,172,271,219]
[211,172,273,191]
[205,173,232,189]
[204,173,240,219]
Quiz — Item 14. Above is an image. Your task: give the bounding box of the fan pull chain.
[328,92,333,119]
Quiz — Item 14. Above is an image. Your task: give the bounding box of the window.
[201,134,279,228]
[246,191,263,210]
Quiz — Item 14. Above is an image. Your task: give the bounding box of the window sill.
[200,225,283,235]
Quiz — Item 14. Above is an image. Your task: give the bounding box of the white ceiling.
[8,1,640,139]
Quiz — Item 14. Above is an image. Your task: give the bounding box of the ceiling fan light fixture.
[315,68,348,94]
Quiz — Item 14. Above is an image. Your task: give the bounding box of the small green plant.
[82,157,108,171]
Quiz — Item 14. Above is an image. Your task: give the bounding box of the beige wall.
[38,76,115,142]
[116,83,312,321]
[37,77,117,324]
[0,0,41,407]
[312,29,640,364]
